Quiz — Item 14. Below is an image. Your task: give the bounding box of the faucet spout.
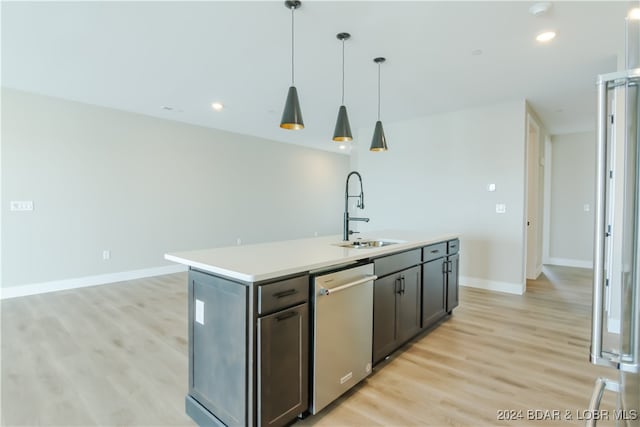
[343,171,369,241]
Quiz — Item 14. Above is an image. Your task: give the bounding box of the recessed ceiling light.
[211,102,224,111]
[471,49,483,56]
[628,8,640,20]
[536,31,556,43]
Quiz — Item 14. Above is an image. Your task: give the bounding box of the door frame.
[542,135,552,265]
[523,113,544,286]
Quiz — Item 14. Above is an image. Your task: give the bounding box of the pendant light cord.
[341,39,345,105]
[291,6,295,86]
[377,62,381,121]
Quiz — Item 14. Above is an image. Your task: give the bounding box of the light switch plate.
[10,201,34,211]
[496,203,507,214]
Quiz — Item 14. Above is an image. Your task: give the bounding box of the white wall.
[353,100,527,294]
[547,131,595,267]
[2,89,350,290]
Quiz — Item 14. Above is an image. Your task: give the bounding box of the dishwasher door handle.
[319,275,378,296]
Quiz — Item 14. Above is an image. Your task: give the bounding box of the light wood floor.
[1,266,618,426]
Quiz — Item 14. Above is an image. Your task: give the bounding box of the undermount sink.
[333,239,405,249]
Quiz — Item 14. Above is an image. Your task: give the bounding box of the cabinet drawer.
[447,239,460,255]
[374,249,421,278]
[422,242,447,262]
[258,275,309,316]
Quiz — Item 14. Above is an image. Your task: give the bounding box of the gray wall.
[2,89,350,288]
[353,100,527,293]
[548,131,595,265]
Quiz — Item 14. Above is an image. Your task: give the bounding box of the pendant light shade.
[333,32,352,142]
[280,1,304,130]
[333,105,352,141]
[370,57,388,152]
[281,86,304,130]
[370,120,388,151]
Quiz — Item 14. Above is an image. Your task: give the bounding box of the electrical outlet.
[236,238,242,245]
[496,203,507,214]
[102,250,111,260]
[195,299,204,325]
[584,204,591,212]
[487,184,496,192]
[10,201,34,211]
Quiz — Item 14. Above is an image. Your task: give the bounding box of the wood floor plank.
[1,266,622,426]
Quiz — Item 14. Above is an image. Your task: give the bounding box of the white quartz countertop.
[165,231,458,283]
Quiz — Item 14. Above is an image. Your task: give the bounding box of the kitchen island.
[165,231,460,427]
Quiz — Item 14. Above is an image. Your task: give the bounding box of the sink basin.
[333,239,404,249]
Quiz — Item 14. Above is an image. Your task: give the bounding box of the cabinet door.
[422,257,447,328]
[446,254,460,312]
[397,265,422,344]
[258,303,309,427]
[373,274,399,364]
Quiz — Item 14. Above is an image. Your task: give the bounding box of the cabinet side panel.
[190,270,247,427]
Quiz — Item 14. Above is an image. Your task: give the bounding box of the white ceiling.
[1,1,628,153]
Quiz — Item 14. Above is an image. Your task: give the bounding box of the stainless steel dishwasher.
[311,263,377,414]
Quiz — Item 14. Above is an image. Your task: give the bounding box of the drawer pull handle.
[450,245,457,249]
[276,311,297,321]
[273,289,297,299]
[430,249,440,253]
[319,275,378,296]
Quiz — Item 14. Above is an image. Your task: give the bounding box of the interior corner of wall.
[460,275,525,295]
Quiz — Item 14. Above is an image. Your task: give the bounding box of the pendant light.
[332,32,352,142]
[370,57,388,152]
[280,1,304,130]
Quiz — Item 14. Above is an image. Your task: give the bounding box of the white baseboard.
[545,257,593,269]
[0,264,188,300]
[460,276,524,295]
[526,264,544,281]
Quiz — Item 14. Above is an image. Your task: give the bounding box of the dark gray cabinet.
[372,257,421,364]
[258,303,308,427]
[421,239,459,322]
[187,270,309,427]
[422,256,447,328]
[445,239,460,313]
[397,266,421,343]
[446,252,460,313]
[373,274,400,363]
